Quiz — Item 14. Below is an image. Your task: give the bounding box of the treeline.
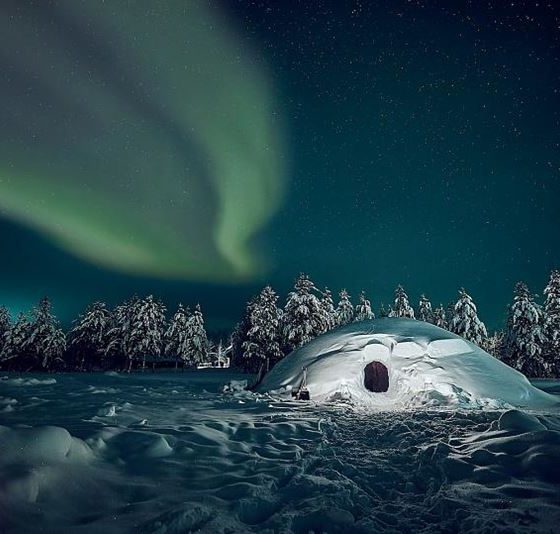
[0,296,210,372]
[231,270,560,378]
[1,270,559,377]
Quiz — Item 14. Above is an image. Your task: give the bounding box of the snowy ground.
[1,371,560,533]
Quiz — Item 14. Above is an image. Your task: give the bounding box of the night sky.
[1,0,559,332]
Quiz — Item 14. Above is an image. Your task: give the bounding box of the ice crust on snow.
[257,318,559,409]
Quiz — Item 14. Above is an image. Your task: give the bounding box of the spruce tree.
[450,289,488,346]
[483,330,505,359]
[0,312,31,369]
[505,282,547,377]
[445,301,456,328]
[320,288,336,331]
[379,303,389,318]
[433,305,448,330]
[70,302,111,370]
[355,291,374,321]
[283,274,326,351]
[105,296,139,369]
[334,289,354,326]
[231,297,256,370]
[186,304,208,366]
[543,269,560,374]
[0,306,10,355]
[164,304,191,369]
[26,297,66,370]
[128,295,166,371]
[242,286,283,373]
[389,285,415,318]
[417,295,434,323]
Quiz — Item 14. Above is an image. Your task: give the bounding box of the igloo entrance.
[364,361,389,392]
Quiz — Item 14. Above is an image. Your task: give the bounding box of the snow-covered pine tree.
[0,312,30,368]
[417,295,434,323]
[105,296,140,370]
[283,274,327,351]
[231,297,256,370]
[128,295,166,371]
[379,303,389,318]
[0,306,10,354]
[320,288,336,331]
[70,301,111,370]
[355,291,374,321]
[433,305,448,330]
[505,282,547,377]
[543,269,560,374]
[25,297,66,370]
[186,304,208,366]
[334,289,354,326]
[242,286,283,373]
[445,301,456,328]
[389,285,415,318]
[450,289,488,347]
[164,304,191,370]
[483,330,505,359]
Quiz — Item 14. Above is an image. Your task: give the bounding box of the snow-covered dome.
[257,318,559,409]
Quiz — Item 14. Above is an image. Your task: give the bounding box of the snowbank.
[257,318,559,409]
[1,376,57,386]
[0,371,558,531]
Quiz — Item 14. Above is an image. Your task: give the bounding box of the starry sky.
[0,0,559,332]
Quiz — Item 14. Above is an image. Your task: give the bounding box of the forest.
[1,270,559,378]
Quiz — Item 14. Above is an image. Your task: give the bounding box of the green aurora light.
[0,0,286,282]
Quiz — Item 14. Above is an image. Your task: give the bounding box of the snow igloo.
[257,318,559,410]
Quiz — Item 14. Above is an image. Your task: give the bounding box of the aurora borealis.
[1,1,559,330]
[0,0,285,281]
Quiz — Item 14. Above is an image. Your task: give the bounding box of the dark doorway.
[364,361,389,392]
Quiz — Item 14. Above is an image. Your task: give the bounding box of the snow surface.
[257,318,559,409]
[0,371,559,532]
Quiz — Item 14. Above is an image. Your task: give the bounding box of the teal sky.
[1,1,559,331]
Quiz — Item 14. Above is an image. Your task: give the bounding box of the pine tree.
[483,330,505,359]
[334,289,354,326]
[355,291,374,321]
[450,289,488,346]
[543,269,560,374]
[283,274,326,351]
[231,297,256,370]
[379,303,389,318]
[70,302,111,370]
[445,301,456,328]
[164,304,191,369]
[0,306,10,355]
[389,285,415,318]
[25,297,66,370]
[417,295,434,323]
[242,286,283,373]
[186,304,208,366]
[128,295,166,371]
[433,305,448,330]
[105,296,140,370]
[320,288,336,331]
[505,282,547,377]
[0,312,31,368]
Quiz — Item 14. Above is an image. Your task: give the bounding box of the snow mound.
[0,425,94,508]
[257,318,559,409]
[1,376,57,386]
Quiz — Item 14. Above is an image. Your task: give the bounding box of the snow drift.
[257,318,559,409]
[1,371,559,531]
